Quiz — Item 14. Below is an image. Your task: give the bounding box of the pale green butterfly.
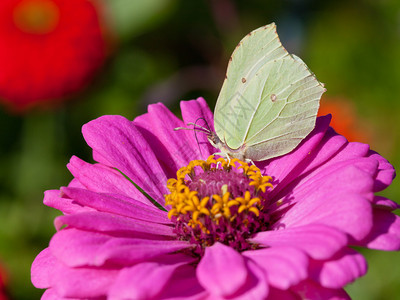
[179,23,326,162]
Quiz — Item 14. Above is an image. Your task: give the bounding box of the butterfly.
[179,23,326,162]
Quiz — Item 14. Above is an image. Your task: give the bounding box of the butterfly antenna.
[200,117,212,133]
[190,121,211,134]
[193,117,208,157]
[174,121,210,134]
[174,117,213,157]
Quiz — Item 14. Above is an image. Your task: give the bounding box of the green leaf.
[117,169,167,212]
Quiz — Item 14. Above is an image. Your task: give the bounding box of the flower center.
[13,0,60,35]
[165,155,273,256]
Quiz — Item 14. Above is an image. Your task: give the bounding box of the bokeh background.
[0,0,399,299]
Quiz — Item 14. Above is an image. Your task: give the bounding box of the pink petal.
[309,248,367,289]
[296,127,351,176]
[92,149,112,167]
[41,289,90,300]
[358,208,400,251]
[51,264,118,298]
[32,248,117,299]
[60,187,170,224]
[82,115,168,207]
[243,246,309,289]
[49,229,108,267]
[267,288,300,300]
[230,258,269,300]
[67,178,85,188]
[109,261,190,299]
[310,157,377,195]
[31,248,56,289]
[267,125,385,205]
[277,157,378,207]
[134,102,202,177]
[67,156,151,205]
[91,244,193,268]
[289,131,393,194]
[274,191,373,243]
[258,115,331,197]
[301,134,370,179]
[292,279,351,300]
[43,189,94,215]
[41,289,57,300]
[50,228,190,267]
[251,224,347,260]
[368,151,396,192]
[180,98,214,130]
[180,97,217,159]
[41,289,70,300]
[197,242,248,297]
[54,211,174,237]
[372,196,400,211]
[298,131,370,182]
[157,264,207,300]
[327,139,370,162]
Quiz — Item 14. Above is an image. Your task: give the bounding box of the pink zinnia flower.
[31,98,399,299]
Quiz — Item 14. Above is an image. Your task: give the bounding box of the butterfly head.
[206,130,222,149]
[174,122,248,160]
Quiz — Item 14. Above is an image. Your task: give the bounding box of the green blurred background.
[0,0,399,298]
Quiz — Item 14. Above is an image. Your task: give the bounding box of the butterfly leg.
[226,153,232,164]
[245,158,255,166]
[212,152,231,165]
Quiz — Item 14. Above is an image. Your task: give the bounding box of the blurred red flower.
[318,96,372,143]
[0,0,107,111]
[0,262,8,300]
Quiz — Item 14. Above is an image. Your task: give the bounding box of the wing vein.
[245,73,314,140]
[246,115,316,145]
[241,70,271,144]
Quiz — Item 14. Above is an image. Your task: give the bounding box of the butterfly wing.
[214,23,325,161]
[214,23,288,149]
